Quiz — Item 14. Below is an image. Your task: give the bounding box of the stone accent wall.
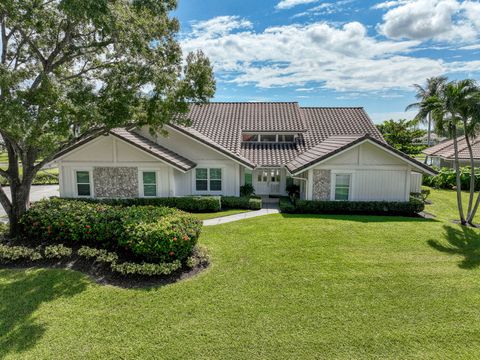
[93,167,138,198]
[312,169,331,200]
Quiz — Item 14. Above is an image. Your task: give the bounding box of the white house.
[54,102,435,202]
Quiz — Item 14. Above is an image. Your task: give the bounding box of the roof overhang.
[288,136,438,176]
[54,129,197,173]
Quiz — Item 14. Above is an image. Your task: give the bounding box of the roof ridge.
[301,106,364,109]
[197,101,299,104]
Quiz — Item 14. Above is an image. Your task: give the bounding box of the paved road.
[0,185,59,219]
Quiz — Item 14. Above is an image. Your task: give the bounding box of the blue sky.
[175,0,480,123]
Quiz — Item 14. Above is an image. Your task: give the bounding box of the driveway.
[0,185,59,219]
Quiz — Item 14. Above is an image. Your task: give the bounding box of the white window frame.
[139,169,158,198]
[330,171,353,201]
[241,133,297,143]
[73,168,93,198]
[193,167,224,195]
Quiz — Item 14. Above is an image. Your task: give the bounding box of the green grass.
[193,209,251,220]
[1,190,480,359]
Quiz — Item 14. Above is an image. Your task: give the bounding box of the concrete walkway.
[203,200,280,226]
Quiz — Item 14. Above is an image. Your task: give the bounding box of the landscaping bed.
[279,196,425,216]
[0,198,210,287]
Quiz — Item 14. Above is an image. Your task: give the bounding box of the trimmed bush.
[66,196,221,213]
[44,244,73,259]
[221,196,262,210]
[423,166,480,191]
[0,244,42,262]
[240,184,255,197]
[280,197,424,216]
[20,198,202,262]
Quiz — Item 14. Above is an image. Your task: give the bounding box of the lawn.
[193,209,251,220]
[1,189,480,359]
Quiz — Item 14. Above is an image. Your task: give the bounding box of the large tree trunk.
[7,179,32,236]
[452,133,466,225]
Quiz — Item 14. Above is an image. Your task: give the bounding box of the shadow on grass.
[279,213,439,223]
[428,225,480,269]
[0,269,87,359]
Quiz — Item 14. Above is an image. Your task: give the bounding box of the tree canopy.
[0,0,216,233]
[376,118,426,155]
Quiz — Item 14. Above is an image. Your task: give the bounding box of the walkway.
[0,185,59,219]
[203,198,280,226]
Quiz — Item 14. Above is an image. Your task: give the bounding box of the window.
[244,170,252,185]
[196,168,208,191]
[279,134,295,142]
[241,133,296,143]
[260,134,276,142]
[142,171,157,197]
[196,168,222,192]
[242,133,259,142]
[209,168,222,191]
[76,171,91,197]
[334,174,351,201]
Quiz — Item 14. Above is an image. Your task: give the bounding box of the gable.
[320,142,409,167]
[59,135,165,164]
[136,127,238,162]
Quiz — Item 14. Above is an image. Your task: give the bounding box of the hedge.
[64,196,221,213]
[221,196,262,210]
[423,166,480,191]
[279,197,424,216]
[20,198,202,262]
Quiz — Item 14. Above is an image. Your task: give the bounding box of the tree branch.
[0,185,12,216]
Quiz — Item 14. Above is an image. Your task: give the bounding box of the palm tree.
[406,76,447,151]
[426,80,480,225]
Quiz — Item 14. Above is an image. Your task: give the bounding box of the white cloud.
[276,0,318,10]
[190,16,252,38]
[372,1,410,10]
[459,44,480,50]
[181,16,480,92]
[378,0,480,43]
[370,111,417,124]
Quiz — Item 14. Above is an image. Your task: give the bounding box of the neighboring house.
[423,136,480,168]
[413,133,447,146]
[54,102,435,202]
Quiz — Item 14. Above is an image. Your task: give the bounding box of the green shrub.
[68,196,221,213]
[423,166,480,190]
[0,223,8,235]
[221,196,262,210]
[78,246,119,263]
[0,170,59,186]
[240,184,255,197]
[280,197,424,216]
[121,213,201,262]
[186,245,210,268]
[0,244,42,262]
[44,244,72,259]
[111,260,182,276]
[20,198,202,262]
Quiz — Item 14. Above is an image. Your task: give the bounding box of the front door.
[254,168,281,195]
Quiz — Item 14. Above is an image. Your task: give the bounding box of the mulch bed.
[0,243,209,289]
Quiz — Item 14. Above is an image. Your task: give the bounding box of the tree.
[406,76,447,151]
[376,118,426,155]
[413,79,480,225]
[0,0,216,235]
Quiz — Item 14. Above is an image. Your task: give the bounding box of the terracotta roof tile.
[423,136,480,160]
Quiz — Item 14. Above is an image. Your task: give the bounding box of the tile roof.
[287,134,437,175]
[181,103,385,167]
[110,128,196,172]
[423,136,480,160]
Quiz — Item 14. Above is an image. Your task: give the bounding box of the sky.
[174,0,480,123]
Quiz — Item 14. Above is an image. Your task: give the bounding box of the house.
[54,102,435,202]
[423,136,480,168]
[413,133,447,146]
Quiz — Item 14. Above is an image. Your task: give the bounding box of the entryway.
[253,168,282,195]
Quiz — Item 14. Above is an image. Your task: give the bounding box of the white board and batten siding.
[310,141,414,202]
[57,126,241,198]
[410,172,423,194]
